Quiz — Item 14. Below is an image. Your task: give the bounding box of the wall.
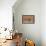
[0,0,16,39]
[0,0,46,46]
[0,0,16,29]
[13,0,41,46]
[41,0,46,46]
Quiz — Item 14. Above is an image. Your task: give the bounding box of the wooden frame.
[22,15,35,24]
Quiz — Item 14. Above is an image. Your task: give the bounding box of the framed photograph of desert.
[22,15,35,24]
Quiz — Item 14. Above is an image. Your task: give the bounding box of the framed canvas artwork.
[22,15,35,24]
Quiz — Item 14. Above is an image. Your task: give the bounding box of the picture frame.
[22,15,35,24]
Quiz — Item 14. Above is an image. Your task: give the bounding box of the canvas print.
[22,15,35,24]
